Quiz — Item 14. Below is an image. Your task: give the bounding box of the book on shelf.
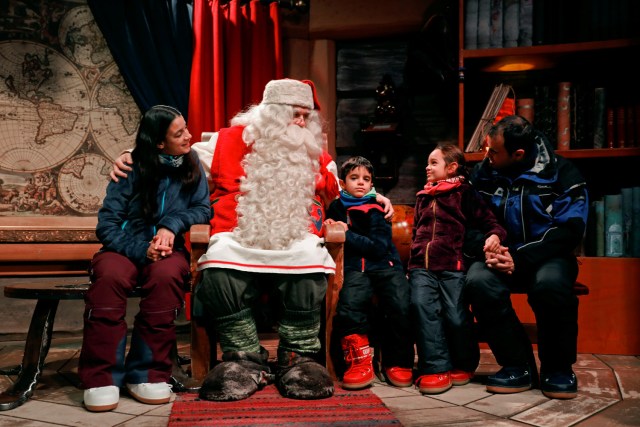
[516,98,534,123]
[626,104,636,147]
[502,0,519,47]
[616,106,626,148]
[556,82,571,150]
[606,107,615,148]
[464,0,479,49]
[636,104,640,148]
[518,0,533,46]
[534,84,557,149]
[571,82,590,149]
[592,87,607,149]
[532,0,545,45]
[465,84,514,152]
[584,200,599,256]
[489,0,504,48]
[594,199,605,257]
[621,187,634,256]
[604,193,624,257]
[477,0,491,48]
[632,187,640,257]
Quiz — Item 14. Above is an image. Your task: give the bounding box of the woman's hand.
[146,228,175,261]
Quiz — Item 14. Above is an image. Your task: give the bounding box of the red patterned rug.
[168,384,401,426]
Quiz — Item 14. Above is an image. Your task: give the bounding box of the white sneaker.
[126,382,172,405]
[83,385,119,412]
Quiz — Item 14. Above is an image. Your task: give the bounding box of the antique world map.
[0,4,140,216]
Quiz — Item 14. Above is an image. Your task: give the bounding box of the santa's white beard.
[232,125,322,250]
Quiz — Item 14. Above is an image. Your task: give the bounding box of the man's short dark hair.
[489,115,536,155]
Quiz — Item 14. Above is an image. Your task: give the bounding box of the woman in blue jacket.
[79,105,211,412]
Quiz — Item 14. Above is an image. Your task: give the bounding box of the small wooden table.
[0,277,197,411]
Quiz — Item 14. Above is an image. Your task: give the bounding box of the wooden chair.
[187,223,346,382]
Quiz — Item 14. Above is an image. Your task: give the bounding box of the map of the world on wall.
[0,40,91,173]
[0,4,140,216]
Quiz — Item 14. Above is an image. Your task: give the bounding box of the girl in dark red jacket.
[410,143,507,394]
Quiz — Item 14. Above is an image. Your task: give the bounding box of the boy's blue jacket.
[96,151,212,265]
[326,199,404,273]
[470,131,588,272]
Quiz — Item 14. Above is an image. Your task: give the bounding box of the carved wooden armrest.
[189,224,211,289]
[322,222,345,379]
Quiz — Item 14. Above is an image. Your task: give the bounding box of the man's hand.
[324,218,348,232]
[485,247,515,274]
[110,152,133,182]
[376,193,394,220]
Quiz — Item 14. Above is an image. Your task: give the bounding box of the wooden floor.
[0,331,639,426]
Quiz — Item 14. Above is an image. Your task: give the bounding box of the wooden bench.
[0,277,195,411]
[389,204,590,345]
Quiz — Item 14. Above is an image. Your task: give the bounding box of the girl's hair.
[435,142,468,178]
[339,156,375,182]
[131,105,201,222]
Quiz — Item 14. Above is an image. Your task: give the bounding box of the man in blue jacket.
[465,115,588,399]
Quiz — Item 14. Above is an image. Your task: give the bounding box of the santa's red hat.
[301,79,321,111]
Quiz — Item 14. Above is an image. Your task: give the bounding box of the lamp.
[483,55,555,72]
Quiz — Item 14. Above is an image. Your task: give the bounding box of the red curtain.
[188,0,283,141]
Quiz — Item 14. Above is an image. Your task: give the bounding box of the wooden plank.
[0,243,100,261]
[512,257,640,355]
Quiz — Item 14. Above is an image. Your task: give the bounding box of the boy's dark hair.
[339,156,375,181]
[435,143,469,178]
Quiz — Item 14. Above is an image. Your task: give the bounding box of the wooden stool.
[0,277,194,411]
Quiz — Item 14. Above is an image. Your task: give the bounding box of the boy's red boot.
[450,369,474,386]
[384,367,413,388]
[341,334,374,390]
[415,372,452,394]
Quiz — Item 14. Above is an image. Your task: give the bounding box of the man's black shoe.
[541,370,577,399]
[486,366,532,394]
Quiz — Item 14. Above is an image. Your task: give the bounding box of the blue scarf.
[339,188,377,207]
[158,153,184,167]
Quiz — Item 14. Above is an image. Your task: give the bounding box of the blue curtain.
[87,0,193,119]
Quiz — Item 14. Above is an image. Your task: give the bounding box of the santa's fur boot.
[276,349,334,400]
[341,333,374,390]
[199,348,273,401]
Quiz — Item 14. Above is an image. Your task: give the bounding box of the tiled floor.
[1,331,639,427]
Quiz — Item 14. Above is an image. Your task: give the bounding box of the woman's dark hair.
[436,142,468,178]
[339,156,375,182]
[131,105,201,222]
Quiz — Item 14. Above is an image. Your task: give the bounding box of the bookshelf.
[457,0,640,354]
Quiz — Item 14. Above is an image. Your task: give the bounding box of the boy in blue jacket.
[325,156,414,390]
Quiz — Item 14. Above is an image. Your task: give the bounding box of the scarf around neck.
[158,153,184,168]
[422,176,464,196]
[340,188,377,207]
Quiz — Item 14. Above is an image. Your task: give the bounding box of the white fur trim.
[261,79,313,109]
[197,232,336,274]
